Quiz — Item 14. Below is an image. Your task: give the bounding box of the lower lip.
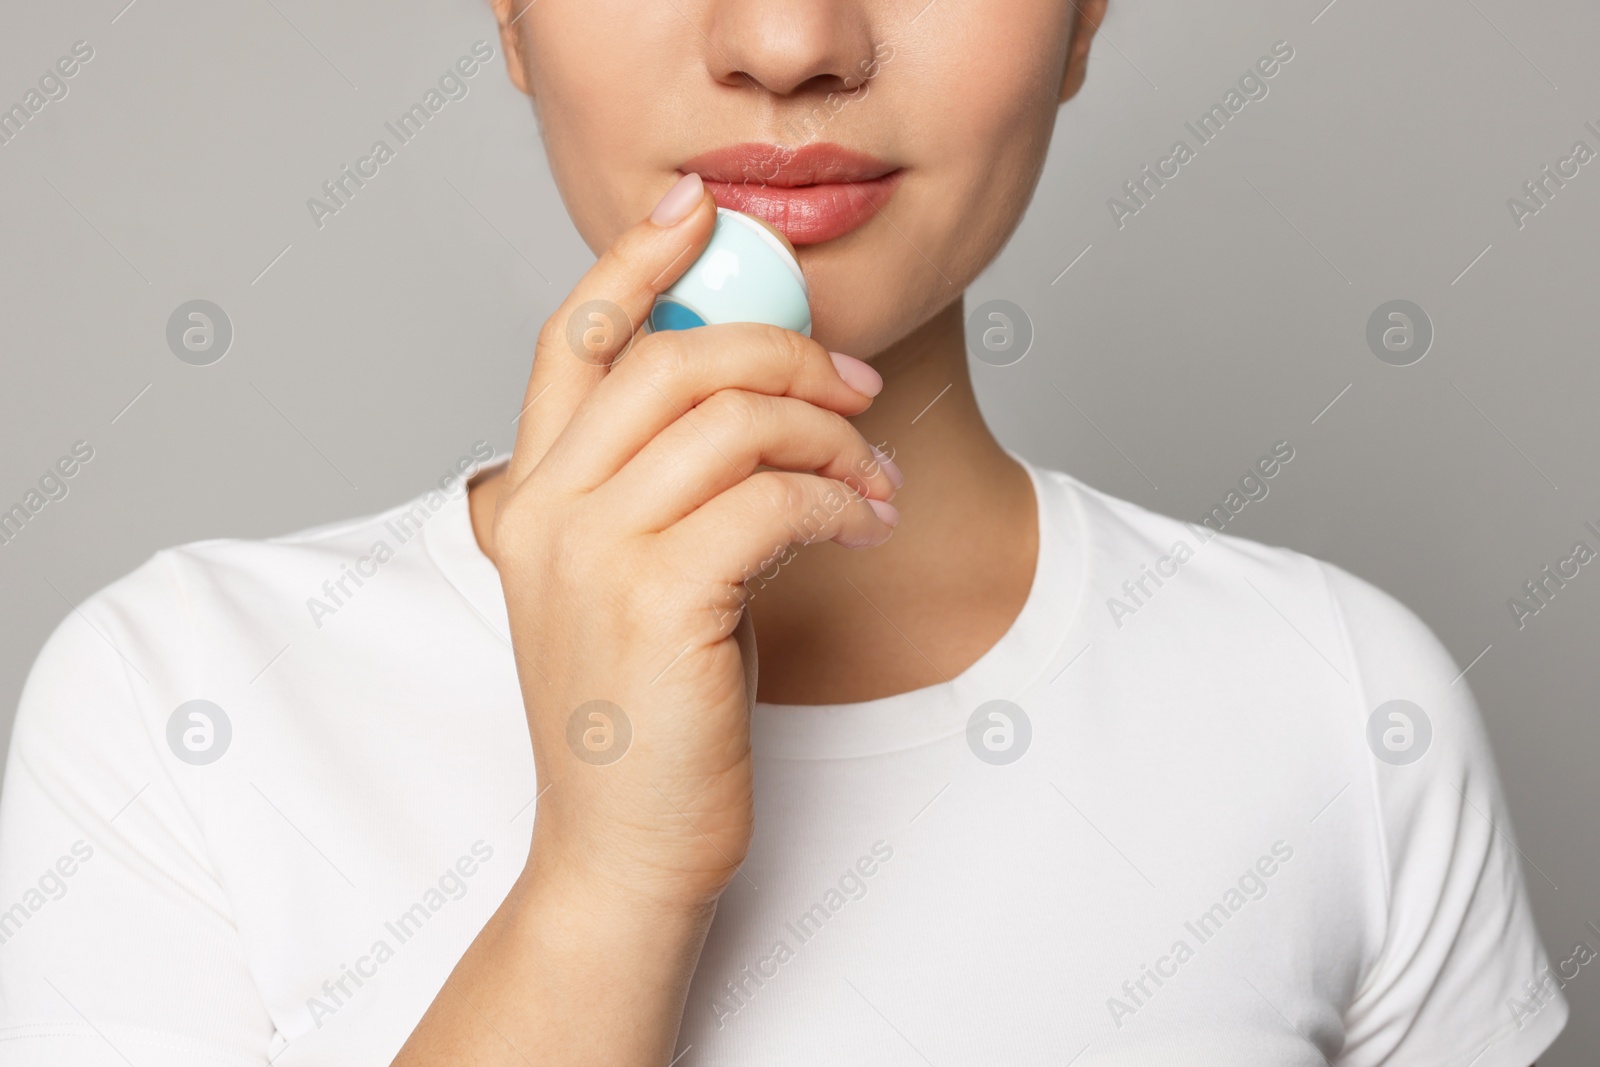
[696,171,904,247]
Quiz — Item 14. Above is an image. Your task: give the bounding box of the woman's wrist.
[507,853,720,1047]
[391,834,719,1065]
[514,838,723,939]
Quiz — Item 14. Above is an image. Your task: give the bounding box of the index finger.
[504,172,716,489]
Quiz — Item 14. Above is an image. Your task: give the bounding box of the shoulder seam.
[97,552,218,876]
[1318,559,1396,1009]
[153,549,197,697]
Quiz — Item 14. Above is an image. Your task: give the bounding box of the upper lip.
[681,142,898,187]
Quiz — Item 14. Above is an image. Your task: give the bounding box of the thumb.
[505,173,716,488]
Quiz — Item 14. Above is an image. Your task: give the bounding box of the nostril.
[720,68,862,98]
[702,9,879,98]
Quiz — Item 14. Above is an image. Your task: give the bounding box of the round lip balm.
[650,208,812,336]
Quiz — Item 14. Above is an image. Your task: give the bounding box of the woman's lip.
[699,173,903,246]
[680,142,904,246]
[681,142,896,186]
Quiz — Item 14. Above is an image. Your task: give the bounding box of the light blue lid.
[651,209,811,336]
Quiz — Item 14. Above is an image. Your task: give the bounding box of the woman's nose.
[701,0,879,97]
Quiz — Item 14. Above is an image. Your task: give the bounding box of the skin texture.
[392,2,1105,1064]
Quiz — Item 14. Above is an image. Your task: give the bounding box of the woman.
[0,1,1566,1064]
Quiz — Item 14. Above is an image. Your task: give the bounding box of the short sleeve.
[1322,562,1568,1067]
[0,554,275,1065]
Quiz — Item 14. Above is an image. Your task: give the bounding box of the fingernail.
[651,172,703,227]
[830,352,883,398]
[871,446,904,490]
[868,498,900,528]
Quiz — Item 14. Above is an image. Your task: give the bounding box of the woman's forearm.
[392,860,716,1066]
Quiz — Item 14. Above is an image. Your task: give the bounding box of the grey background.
[2,0,1595,1059]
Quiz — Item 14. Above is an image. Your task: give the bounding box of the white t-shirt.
[0,455,1568,1066]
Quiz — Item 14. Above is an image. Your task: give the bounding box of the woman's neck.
[748,297,1038,705]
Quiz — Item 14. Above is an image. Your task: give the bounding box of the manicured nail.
[830,351,883,397]
[868,498,899,528]
[871,446,904,490]
[651,172,703,226]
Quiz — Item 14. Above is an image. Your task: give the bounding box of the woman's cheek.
[525,20,673,251]
[535,100,656,253]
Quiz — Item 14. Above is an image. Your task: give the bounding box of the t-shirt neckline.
[422,452,1089,761]
[750,455,1088,759]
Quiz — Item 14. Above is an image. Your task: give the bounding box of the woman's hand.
[393,174,897,1065]
[495,175,897,908]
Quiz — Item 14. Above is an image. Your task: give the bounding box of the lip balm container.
[650,208,811,336]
